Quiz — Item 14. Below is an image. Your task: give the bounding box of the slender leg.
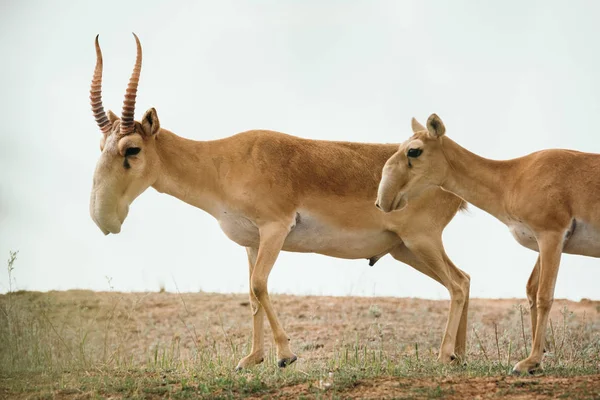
[394,237,470,363]
[390,244,470,361]
[513,234,562,374]
[443,253,470,359]
[236,247,265,370]
[526,257,540,341]
[250,222,297,367]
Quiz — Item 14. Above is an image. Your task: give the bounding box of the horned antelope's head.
[375,114,448,212]
[89,34,162,235]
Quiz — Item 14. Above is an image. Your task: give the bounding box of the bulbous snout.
[376,165,408,213]
[375,192,407,213]
[374,198,394,212]
[89,188,128,235]
[98,224,111,236]
[376,178,395,213]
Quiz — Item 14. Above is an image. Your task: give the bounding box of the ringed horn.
[89,33,142,137]
[120,33,142,136]
[89,35,112,135]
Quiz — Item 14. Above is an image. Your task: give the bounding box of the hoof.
[438,353,458,364]
[511,362,539,376]
[277,355,297,368]
[235,356,263,371]
[449,354,467,366]
[511,368,534,376]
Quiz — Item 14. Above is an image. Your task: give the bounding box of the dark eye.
[407,148,422,158]
[125,147,141,157]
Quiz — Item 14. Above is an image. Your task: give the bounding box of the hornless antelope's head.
[376,114,449,212]
[89,34,162,235]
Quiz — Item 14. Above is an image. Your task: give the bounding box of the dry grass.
[0,253,599,399]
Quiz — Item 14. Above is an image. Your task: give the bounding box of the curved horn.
[90,35,112,135]
[120,33,142,135]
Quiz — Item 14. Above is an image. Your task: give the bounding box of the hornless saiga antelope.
[376,113,600,374]
[89,34,471,370]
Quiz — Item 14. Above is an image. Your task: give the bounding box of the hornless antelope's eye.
[407,148,422,158]
[125,147,141,157]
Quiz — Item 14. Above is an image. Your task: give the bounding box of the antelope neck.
[440,137,516,220]
[152,130,224,217]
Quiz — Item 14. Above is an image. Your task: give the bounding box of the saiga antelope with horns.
[376,114,600,374]
[89,34,471,369]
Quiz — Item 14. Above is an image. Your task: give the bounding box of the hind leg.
[391,238,470,363]
[442,252,470,359]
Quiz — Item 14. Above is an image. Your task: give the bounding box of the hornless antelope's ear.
[141,107,160,136]
[107,110,120,125]
[411,117,426,133]
[426,113,446,138]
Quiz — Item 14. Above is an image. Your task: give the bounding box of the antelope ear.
[411,117,426,133]
[426,113,446,138]
[107,110,120,125]
[141,107,160,136]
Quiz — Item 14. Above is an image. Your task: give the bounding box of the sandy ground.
[1,290,599,399]
[265,375,600,400]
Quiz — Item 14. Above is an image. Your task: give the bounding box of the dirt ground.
[1,290,599,399]
[265,374,600,399]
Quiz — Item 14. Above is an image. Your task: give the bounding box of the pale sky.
[1,0,599,300]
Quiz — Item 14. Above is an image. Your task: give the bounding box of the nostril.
[375,202,381,210]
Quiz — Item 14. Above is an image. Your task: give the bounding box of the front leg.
[250,221,297,368]
[513,234,562,375]
[236,247,265,370]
